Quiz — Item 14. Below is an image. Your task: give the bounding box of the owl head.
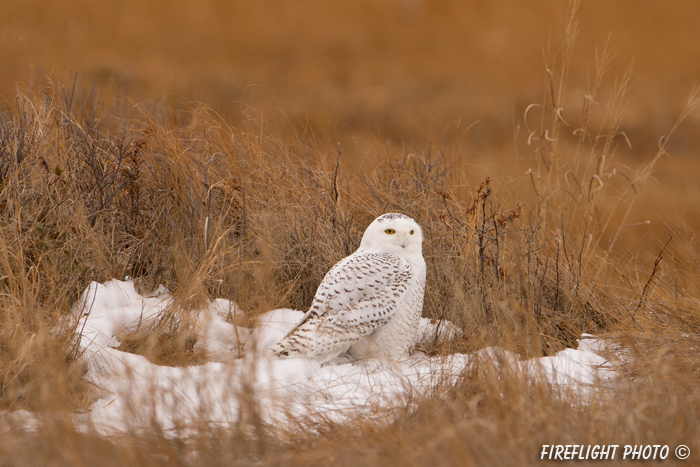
[359,213,424,260]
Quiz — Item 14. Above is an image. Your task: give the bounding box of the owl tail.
[270,320,354,363]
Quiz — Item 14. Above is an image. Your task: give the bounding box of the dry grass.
[1,0,700,465]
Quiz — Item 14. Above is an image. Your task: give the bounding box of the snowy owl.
[271,213,426,363]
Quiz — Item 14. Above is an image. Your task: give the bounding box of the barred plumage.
[271,213,426,363]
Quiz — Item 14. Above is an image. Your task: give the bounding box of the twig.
[632,235,672,317]
[331,143,342,206]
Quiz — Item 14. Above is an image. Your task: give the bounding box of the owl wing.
[272,251,414,360]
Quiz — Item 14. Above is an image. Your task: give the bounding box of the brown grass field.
[1,0,700,465]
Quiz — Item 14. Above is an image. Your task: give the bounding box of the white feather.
[271,213,426,363]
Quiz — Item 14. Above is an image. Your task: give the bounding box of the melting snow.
[57,280,615,436]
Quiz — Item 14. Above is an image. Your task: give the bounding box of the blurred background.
[3,0,699,143]
[2,0,700,283]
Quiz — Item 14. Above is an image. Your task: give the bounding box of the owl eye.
[410,230,414,235]
[385,229,395,234]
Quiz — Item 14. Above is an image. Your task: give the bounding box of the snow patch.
[58,279,615,437]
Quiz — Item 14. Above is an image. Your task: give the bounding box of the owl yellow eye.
[385,229,395,234]
[410,230,414,235]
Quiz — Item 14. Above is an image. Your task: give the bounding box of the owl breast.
[346,264,426,360]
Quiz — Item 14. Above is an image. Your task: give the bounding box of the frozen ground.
[34,280,614,437]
